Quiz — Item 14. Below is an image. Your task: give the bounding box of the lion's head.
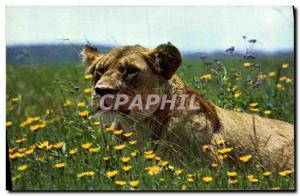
[81,43,181,123]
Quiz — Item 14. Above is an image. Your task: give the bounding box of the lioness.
[81,43,294,170]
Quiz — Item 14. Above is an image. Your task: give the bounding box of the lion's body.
[145,74,294,169]
[216,106,294,169]
[81,43,294,170]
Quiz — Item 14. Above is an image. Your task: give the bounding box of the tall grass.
[6,53,294,190]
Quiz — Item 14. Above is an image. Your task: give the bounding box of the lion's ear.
[81,44,103,65]
[147,42,182,80]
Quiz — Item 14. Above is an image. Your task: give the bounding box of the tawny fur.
[165,75,294,169]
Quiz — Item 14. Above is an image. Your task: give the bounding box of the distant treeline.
[6,44,294,66]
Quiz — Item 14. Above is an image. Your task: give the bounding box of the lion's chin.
[95,110,131,131]
[95,109,156,131]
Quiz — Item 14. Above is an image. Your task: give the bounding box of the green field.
[6,53,295,190]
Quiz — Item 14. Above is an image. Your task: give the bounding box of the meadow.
[6,47,295,190]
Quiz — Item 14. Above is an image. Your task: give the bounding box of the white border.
[1,0,298,195]
[2,0,299,6]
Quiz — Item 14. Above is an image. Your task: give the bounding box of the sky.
[6,6,294,52]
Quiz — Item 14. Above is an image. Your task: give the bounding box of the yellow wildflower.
[146,166,160,175]
[269,71,276,77]
[107,170,119,178]
[187,178,194,183]
[6,121,13,127]
[9,152,22,159]
[211,163,218,168]
[16,137,26,143]
[105,127,113,132]
[81,142,92,150]
[278,169,293,176]
[160,161,169,167]
[155,156,161,161]
[217,147,233,154]
[249,102,258,107]
[247,175,258,183]
[258,73,266,81]
[11,96,21,102]
[93,121,101,126]
[249,107,259,112]
[282,64,289,69]
[145,153,156,159]
[243,62,252,67]
[175,169,184,175]
[239,154,252,163]
[264,110,272,115]
[219,154,227,160]
[20,117,33,127]
[114,144,126,150]
[227,171,237,177]
[202,176,213,183]
[276,84,285,91]
[12,175,21,182]
[232,85,238,91]
[122,165,132,172]
[103,156,110,161]
[35,156,44,162]
[77,171,95,178]
[39,122,46,129]
[84,74,92,80]
[129,140,137,145]
[63,99,72,107]
[279,76,287,81]
[168,165,175,170]
[77,102,86,107]
[113,129,123,135]
[17,165,28,171]
[123,132,133,137]
[120,156,131,163]
[286,78,292,84]
[69,148,78,155]
[25,148,34,155]
[144,150,154,155]
[130,151,137,157]
[129,180,140,187]
[89,147,100,153]
[228,179,238,184]
[53,163,65,169]
[201,74,212,81]
[53,141,64,149]
[285,170,294,175]
[272,187,280,190]
[37,141,51,149]
[78,111,89,117]
[216,139,225,145]
[262,171,271,176]
[84,88,92,94]
[9,148,15,154]
[30,124,40,131]
[234,92,241,98]
[18,148,27,153]
[46,109,53,115]
[115,180,127,186]
[223,76,229,83]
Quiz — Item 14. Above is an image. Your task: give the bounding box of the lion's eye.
[96,68,106,75]
[126,66,140,75]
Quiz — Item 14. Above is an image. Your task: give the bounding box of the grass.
[6,53,294,191]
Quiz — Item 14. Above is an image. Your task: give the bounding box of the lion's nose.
[95,87,118,97]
